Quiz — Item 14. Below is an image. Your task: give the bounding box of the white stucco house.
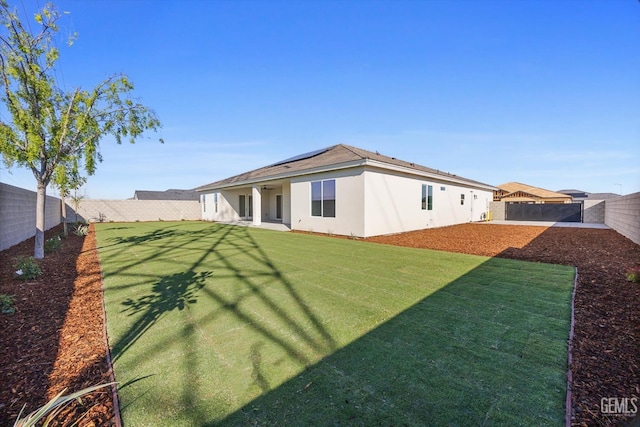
[196,144,497,237]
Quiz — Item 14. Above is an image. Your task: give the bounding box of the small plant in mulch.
[73,223,90,236]
[13,383,114,426]
[13,256,42,280]
[0,294,15,315]
[44,235,63,253]
[625,266,640,283]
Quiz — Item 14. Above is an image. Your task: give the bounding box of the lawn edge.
[93,224,124,427]
[565,267,578,427]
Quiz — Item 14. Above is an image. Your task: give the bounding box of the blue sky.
[1,0,638,199]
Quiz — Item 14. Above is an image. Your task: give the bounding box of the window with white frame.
[422,184,433,210]
[311,179,336,217]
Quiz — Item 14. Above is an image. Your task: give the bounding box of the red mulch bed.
[0,224,114,426]
[1,222,638,426]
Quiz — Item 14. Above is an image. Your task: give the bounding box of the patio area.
[213,219,291,232]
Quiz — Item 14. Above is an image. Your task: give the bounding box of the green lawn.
[95,221,574,426]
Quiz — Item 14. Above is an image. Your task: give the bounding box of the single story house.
[493,182,573,204]
[196,144,497,237]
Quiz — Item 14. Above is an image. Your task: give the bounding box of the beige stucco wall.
[202,190,243,222]
[290,168,365,236]
[288,166,494,238]
[363,168,493,237]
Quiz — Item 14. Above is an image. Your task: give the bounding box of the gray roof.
[133,189,199,201]
[557,189,620,200]
[196,144,496,191]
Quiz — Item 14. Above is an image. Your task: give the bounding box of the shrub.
[0,294,15,315]
[13,256,42,280]
[626,267,640,283]
[73,223,90,236]
[44,235,62,253]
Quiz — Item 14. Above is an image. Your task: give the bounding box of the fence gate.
[505,203,583,222]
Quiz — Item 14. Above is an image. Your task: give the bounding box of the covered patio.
[213,219,291,232]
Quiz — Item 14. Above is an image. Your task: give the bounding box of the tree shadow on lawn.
[110,270,211,362]
[217,256,574,426]
[101,223,337,425]
[99,222,575,426]
[107,223,336,365]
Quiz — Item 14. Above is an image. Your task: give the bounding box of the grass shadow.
[218,256,573,426]
[111,270,211,362]
[99,222,337,425]
[97,222,574,426]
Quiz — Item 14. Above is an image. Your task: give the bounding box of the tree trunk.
[34,182,46,259]
[61,195,68,236]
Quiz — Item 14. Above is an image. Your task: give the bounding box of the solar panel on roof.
[269,147,330,167]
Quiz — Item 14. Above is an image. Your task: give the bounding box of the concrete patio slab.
[482,220,610,229]
[215,220,291,232]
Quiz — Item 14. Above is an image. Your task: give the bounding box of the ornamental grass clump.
[13,256,42,280]
[13,383,114,427]
[73,223,90,236]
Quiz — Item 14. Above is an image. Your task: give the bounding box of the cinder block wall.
[0,183,62,251]
[605,192,640,245]
[74,199,200,223]
[489,201,505,221]
[583,200,605,223]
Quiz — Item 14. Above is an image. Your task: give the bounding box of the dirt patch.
[368,223,640,426]
[1,222,638,426]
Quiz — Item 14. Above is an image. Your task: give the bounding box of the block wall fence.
[73,199,200,223]
[0,183,62,251]
[1,182,200,251]
[604,192,640,245]
[490,193,639,245]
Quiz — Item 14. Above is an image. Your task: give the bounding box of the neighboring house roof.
[196,144,497,192]
[495,182,573,202]
[557,189,620,201]
[133,189,199,201]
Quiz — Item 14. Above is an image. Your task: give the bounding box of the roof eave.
[364,159,499,191]
[195,159,367,192]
